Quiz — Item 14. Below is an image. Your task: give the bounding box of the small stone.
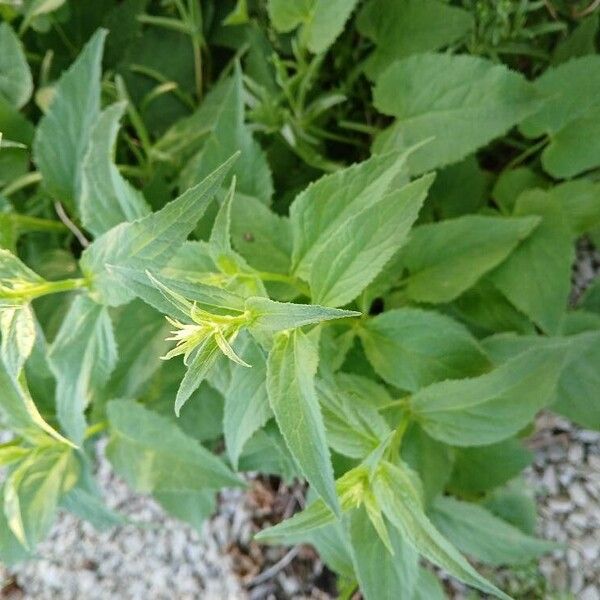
[580,537,600,563]
[548,498,574,514]
[542,466,559,495]
[568,443,584,464]
[566,548,579,569]
[569,482,589,507]
[581,586,600,600]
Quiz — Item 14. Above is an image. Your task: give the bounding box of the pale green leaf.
[80,154,238,306]
[290,152,410,279]
[310,173,433,307]
[349,507,419,600]
[358,0,473,78]
[0,23,33,109]
[223,335,271,468]
[247,296,358,332]
[48,295,117,445]
[374,53,543,173]
[431,496,557,566]
[267,0,313,32]
[0,304,35,377]
[266,329,339,514]
[33,29,106,209]
[360,308,489,392]
[409,345,568,446]
[373,460,511,600]
[303,0,359,54]
[106,399,243,492]
[489,194,574,334]
[80,102,150,236]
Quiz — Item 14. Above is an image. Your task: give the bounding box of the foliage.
[0,1,599,598]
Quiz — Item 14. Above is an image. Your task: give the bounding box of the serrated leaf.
[290,152,410,279]
[80,154,238,306]
[358,0,473,78]
[4,445,78,549]
[310,173,433,307]
[179,66,272,204]
[0,22,33,109]
[80,102,150,236]
[247,296,359,332]
[33,29,106,209]
[399,214,540,304]
[349,507,419,600]
[48,295,117,445]
[409,345,568,446]
[373,53,543,173]
[266,329,339,514]
[431,496,557,566]
[360,308,489,392]
[373,460,511,600]
[489,194,574,334]
[223,335,271,469]
[1,304,35,377]
[316,377,390,459]
[106,399,243,493]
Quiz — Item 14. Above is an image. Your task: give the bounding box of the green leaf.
[266,329,339,514]
[0,486,29,565]
[33,29,106,210]
[492,167,549,215]
[48,295,117,445]
[80,154,238,306]
[4,445,78,549]
[106,399,243,493]
[317,376,390,459]
[430,496,557,566]
[266,0,313,32]
[80,102,150,236]
[1,304,35,377]
[0,22,33,109]
[489,193,574,334]
[398,214,540,304]
[358,0,473,78]
[520,55,600,178]
[290,152,410,280]
[179,66,272,205]
[359,308,489,392]
[373,53,543,173]
[553,15,598,65]
[409,345,567,446]
[449,438,533,495]
[349,507,419,600]
[412,569,446,600]
[247,296,359,332]
[373,460,511,600]
[222,335,271,468]
[309,173,434,307]
[303,0,359,54]
[154,489,215,531]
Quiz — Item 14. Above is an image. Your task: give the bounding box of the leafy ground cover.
[0,1,599,598]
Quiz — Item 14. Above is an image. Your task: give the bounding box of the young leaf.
[0,22,33,109]
[358,0,473,78]
[409,344,568,446]
[80,102,150,237]
[348,507,419,600]
[398,215,540,304]
[33,29,106,209]
[48,295,117,445]
[430,496,557,566]
[373,53,543,173]
[309,173,434,307]
[80,154,238,306]
[373,460,511,600]
[359,308,489,392]
[4,445,78,549]
[0,304,35,377]
[266,329,339,515]
[246,296,359,332]
[106,399,243,492]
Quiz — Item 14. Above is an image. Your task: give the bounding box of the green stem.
[85,421,108,439]
[2,172,42,197]
[4,214,66,233]
[386,412,411,460]
[1,278,89,301]
[505,136,549,170]
[255,271,311,296]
